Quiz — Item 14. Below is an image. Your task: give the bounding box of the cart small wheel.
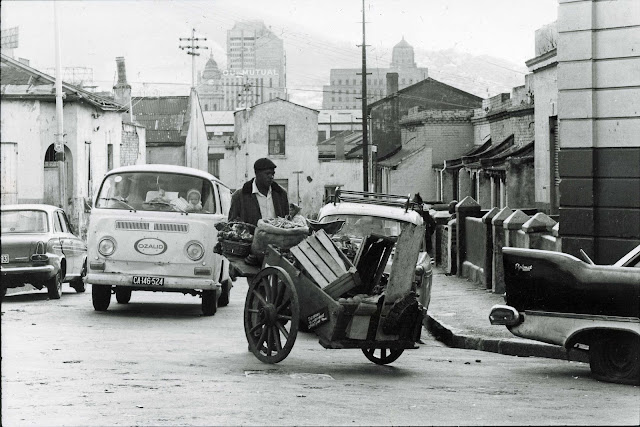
[244,266,299,364]
[362,347,404,365]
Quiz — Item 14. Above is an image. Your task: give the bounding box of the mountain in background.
[288,47,527,109]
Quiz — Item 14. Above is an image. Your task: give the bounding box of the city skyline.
[1,0,558,108]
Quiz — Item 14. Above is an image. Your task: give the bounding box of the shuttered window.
[268,125,285,155]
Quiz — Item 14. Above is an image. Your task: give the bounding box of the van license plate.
[132,276,164,286]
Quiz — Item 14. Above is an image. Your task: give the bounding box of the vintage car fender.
[501,309,640,348]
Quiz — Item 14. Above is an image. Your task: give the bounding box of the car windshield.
[1,210,49,233]
[320,214,403,239]
[95,172,216,214]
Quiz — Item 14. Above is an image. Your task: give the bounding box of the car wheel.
[92,285,111,311]
[115,287,132,304]
[46,271,63,300]
[71,260,87,293]
[202,290,217,316]
[218,280,231,307]
[589,332,640,385]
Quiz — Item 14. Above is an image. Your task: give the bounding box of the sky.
[1,0,558,108]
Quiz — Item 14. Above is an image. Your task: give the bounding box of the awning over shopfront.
[443,139,492,170]
[377,145,425,168]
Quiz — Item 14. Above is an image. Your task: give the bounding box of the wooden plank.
[290,245,330,287]
[386,223,425,303]
[322,272,358,299]
[307,235,345,277]
[297,240,337,284]
[315,230,350,271]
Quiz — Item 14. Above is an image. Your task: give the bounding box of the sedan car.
[490,244,640,385]
[1,204,87,300]
[315,190,433,311]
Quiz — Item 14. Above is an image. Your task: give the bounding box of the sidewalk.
[423,267,588,363]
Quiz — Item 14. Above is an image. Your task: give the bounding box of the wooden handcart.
[227,223,426,365]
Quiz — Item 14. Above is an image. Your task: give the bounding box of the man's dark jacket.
[228,179,289,226]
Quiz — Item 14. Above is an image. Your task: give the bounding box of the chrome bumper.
[1,265,55,275]
[86,273,220,291]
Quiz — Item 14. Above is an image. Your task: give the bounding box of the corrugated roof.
[377,145,425,167]
[318,131,362,158]
[462,135,514,168]
[132,96,189,116]
[1,53,125,111]
[480,140,534,168]
[131,96,189,144]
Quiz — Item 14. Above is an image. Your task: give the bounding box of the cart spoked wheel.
[244,266,299,364]
[362,347,404,365]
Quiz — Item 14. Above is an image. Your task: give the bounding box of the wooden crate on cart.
[289,229,361,299]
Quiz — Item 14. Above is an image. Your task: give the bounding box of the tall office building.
[197,21,287,111]
[227,21,286,99]
[322,37,428,109]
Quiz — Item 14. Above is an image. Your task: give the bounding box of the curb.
[425,314,589,363]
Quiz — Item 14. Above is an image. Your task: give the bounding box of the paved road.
[2,280,638,426]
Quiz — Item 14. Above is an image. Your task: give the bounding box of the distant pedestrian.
[413,193,436,254]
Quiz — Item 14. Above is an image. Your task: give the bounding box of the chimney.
[113,56,132,111]
[386,72,399,95]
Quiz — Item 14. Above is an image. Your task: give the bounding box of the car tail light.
[98,237,117,256]
[489,304,521,326]
[185,241,204,261]
[31,241,48,262]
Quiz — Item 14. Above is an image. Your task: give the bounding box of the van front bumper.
[86,273,220,291]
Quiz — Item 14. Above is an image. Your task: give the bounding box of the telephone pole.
[357,0,371,192]
[179,29,208,88]
[53,1,66,209]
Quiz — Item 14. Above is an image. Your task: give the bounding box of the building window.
[268,125,285,155]
[338,80,342,85]
[318,130,327,142]
[208,153,224,178]
[352,79,356,85]
[204,104,209,111]
[331,97,335,102]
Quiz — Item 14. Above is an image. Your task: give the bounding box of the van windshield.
[95,172,216,214]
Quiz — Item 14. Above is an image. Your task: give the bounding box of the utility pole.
[53,1,66,209]
[179,29,208,88]
[357,0,371,192]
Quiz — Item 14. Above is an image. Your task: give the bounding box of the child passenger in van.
[186,189,203,212]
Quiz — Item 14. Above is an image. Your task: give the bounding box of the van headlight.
[98,237,117,256]
[186,241,204,261]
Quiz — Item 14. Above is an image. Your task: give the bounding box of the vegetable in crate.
[218,222,254,243]
[251,218,310,254]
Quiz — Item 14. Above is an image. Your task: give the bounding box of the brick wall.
[121,123,140,166]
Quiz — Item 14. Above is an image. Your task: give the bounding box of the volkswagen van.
[86,164,232,315]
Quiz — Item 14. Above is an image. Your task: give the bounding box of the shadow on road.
[91,301,211,319]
